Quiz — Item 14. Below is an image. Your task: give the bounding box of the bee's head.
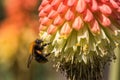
[35,39,43,44]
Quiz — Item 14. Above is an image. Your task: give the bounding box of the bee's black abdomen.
[35,54,48,63]
[34,45,43,51]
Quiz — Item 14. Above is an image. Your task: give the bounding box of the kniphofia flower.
[38,0,120,80]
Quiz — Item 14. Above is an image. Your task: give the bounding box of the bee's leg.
[38,42,51,51]
[27,54,33,68]
[37,42,50,50]
[45,53,51,57]
[42,42,51,47]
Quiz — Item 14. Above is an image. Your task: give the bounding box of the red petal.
[65,9,75,21]
[38,5,43,11]
[39,10,47,17]
[48,10,58,19]
[63,0,68,5]
[60,22,72,35]
[91,0,98,11]
[47,25,58,34]
[85,0,91,3]
[90,20,100,33]
[67,0,77,6]
[99,14,111,27]
[51,0,61,10]
[76,0,86,13]
[51,0,61,6]
[57,2,68,14]
[53,15,65,26]
[110,0,119,9]
[42,4,52,13]
[83,9,93,22]
[118,7,120,12]
[41,17,52,26]
[72,16,83,31]
[99,4,112,15]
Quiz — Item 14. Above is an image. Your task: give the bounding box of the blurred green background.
[0,0,119,80]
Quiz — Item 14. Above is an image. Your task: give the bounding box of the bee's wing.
[29,42,35,54]
[27,42,35,68]
[27,54,33,68]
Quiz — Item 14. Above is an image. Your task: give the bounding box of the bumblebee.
[27,39,50,68]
